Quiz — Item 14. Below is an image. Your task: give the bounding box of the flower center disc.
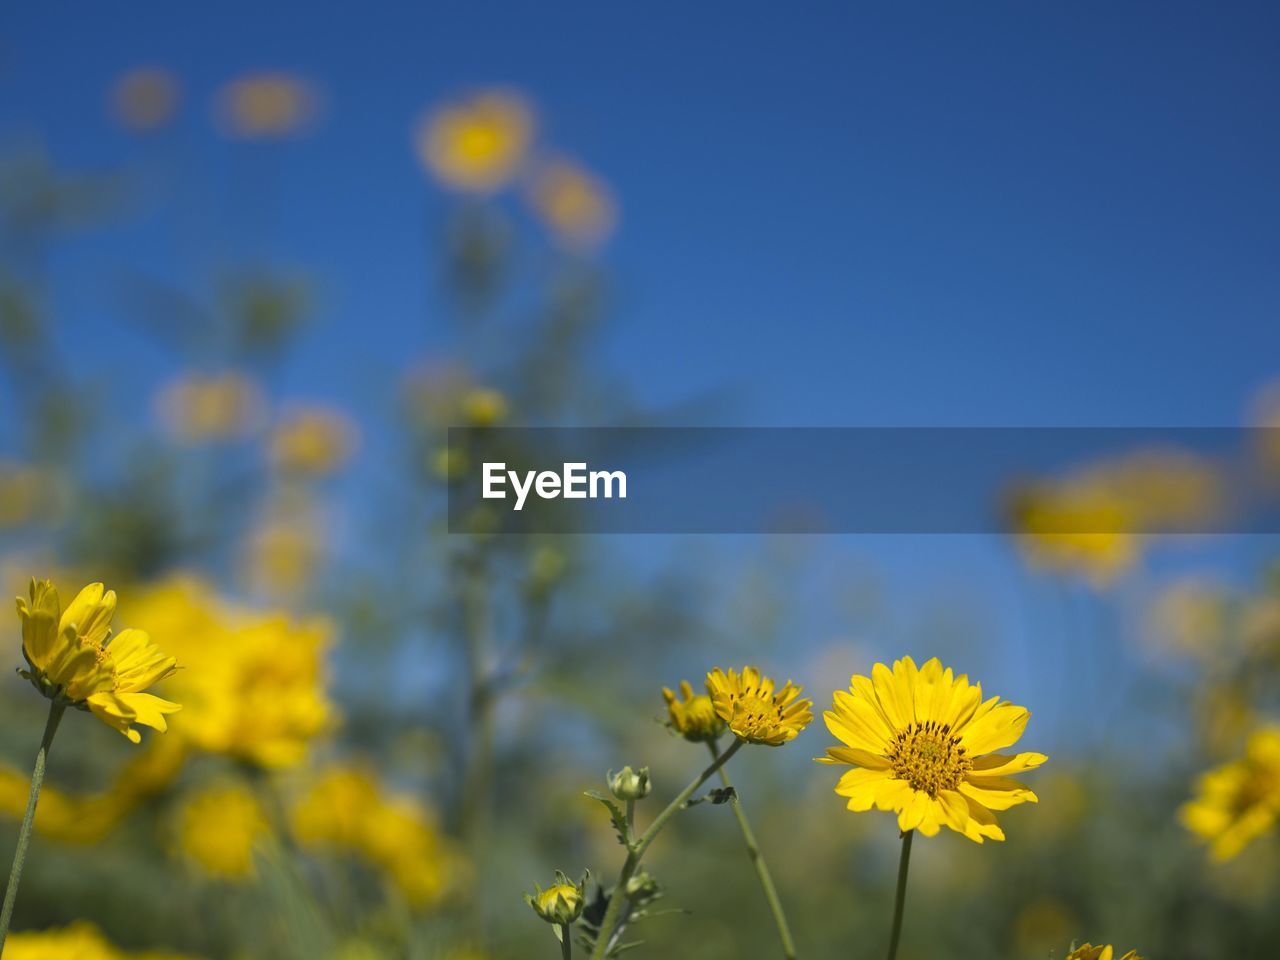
[888,721,971,797]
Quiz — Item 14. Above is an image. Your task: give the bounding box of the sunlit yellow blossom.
[528,159,616,250]
[706,666,812,746]
[2,921,200,959]
[819,656,1047,842]
[662,680,726,743]
[157,372,263,443]
[269,407,358,476]
[417,91,533,193]
[125,578,332,767]
[175,782,270,881]
[1065,944,1143,960]
[1181,726,1280,861]
[290,765,466,909]
[111,67,180,131]
[216,72,318,138]
[17,580,180,743]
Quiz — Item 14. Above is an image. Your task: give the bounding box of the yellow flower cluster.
[290,766,467,909]
[2,921,199,960]
[174,782,271,881]
[819,656,1046,842]
[1181,725,1280,860]
[125,577,333,768]
[18,580,180,743]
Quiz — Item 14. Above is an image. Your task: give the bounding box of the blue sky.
[4,0,1279,431]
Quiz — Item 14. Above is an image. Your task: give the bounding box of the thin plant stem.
[0,701,66,953]
[589,739,744,960]
[625,799,635,837]
[560,923,572,959]
[885,829,914,960]
[708,740,797,959]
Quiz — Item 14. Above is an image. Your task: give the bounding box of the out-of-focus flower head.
[269,407,359,477]
[174,781,270,881]
[1012,898,1076,958]
[2,922,201,958]
[662,680,726,743]
[527,158,616,251]
[125,577,333,768]
[216,71,319,139]
[241,508,326,602]
[818,656,1047,842]
[0,462,64,529]
[290,765,467,909]
[706,666,812,746]
[1064,945,1143,960]
[1181,725,1280,860]
[416,90,534,193]
[17,579,181,743]
[1146,578,1232,662]
[111,67,181,132]
[156,371,264,443]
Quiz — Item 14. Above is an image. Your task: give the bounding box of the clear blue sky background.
[3,1,1280,745]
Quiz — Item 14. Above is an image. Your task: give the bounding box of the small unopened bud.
[525,870,587,925]
[625,871,659,900]
[608,766,651,801]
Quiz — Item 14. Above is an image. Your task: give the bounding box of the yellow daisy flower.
[17,580,180,743]
[818,656,1046,842]
[706,666,812,746]
[175,782,270,881]
[1180,725,1280,860]
[662,680,726,743]
[1065,944,1143,960]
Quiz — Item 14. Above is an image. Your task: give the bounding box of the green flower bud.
[608,766,651,801]
[525,870,587,925]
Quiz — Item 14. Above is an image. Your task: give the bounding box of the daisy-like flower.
[1180,725,1280,860]
[706,667,812,746]
[18,579,180,743]
[662,680,726,743]
[1065,945,1143,960]
[819,656,1046,842]
[525,870,587,925]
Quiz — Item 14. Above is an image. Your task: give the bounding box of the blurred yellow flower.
[157,372,264,443]
[2,921,199,959]
[290,765,466,909]
[126,577,333,767]
[242,515,324,600]
[0,462,60,529]
[1147,578,1230,661]
[819,656,1046,842]
[175,782,270,881]
[17,579,180,743]
[1065,945,1143,960]
[269,407,358,476]
[1008,483,1138,586]
[1012,898,1076,957]
[111,67,181,132]
[528,159,616,250]
[461,387,508,427]
[216,72,318,138]
[662,680,726,743]
[1181,726,1280,860]
[416,91,534,193]
[706,666,812,746]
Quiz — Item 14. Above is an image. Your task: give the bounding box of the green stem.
[589,739,744,960]
[885,830,914,960]
[560,923,573,959]
[0,701,65,954]
[708,740,797,959]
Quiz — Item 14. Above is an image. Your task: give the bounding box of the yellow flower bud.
[525,871,587,925]
[661,680,726,743]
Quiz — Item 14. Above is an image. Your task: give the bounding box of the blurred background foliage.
[1,7,1280,960]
